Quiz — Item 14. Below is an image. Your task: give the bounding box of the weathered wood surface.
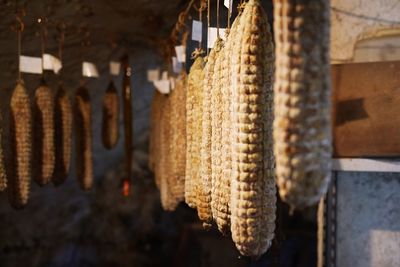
[332,60,400,157]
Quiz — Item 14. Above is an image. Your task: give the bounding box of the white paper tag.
[52,58,62,74]
[161,71,169,80]
[172,57,182,74]
[43,54,62,74]
[170,77,176,90]
[192,20,203,42]
[109,61,121,76]
[82,62,99,78]
[175,46,186,63]
[147,68,160,82]
[224,0,233,13]
[153,79,170,94]
[207,27,227,48]
[19,55,43,74]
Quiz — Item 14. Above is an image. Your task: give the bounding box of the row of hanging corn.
[149,0,331,258]
[1,79,120,209]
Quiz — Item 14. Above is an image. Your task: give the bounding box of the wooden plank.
[332,158,400,172]
[332,60,400,157]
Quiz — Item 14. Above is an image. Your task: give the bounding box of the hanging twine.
[194,0,206,50]
[37,16,48,80]
[216,0,220,38]
[227,0,231,30]
[11,10,25,81]
[56,22,66,82]
[79,26,91,85]
[207,0,210,55]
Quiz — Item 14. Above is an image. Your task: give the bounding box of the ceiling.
[0,0,190,81]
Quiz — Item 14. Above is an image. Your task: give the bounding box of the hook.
[36,16,49,41]
[11,12,25,33]
[56,22,66,43]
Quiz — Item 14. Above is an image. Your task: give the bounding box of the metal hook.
[56,22,66,43]
[11,13,25,32]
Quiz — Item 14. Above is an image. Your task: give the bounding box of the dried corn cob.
[199,41,221,227]
[0,111,7,191]
[32,82,55,186]
[273,0,332,209]
[185,56,205,209]
[148,90,164,174]
[75,86,93,191]
[53,84,72,186]
[159,94,180,210]
[102,81,119,150]
[317,197,326,267]
[214,16,242,235]
[230,0,276,257]
[169,73,187,201]
[9,80,32,209]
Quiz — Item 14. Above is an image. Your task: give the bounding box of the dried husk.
[32,82,55,186]
[169,72,187,201]
[102,81,119,150]
[185,56,205,209]
[210,38,229,232]
[8,80,32,209]
[75,86,93,191]
[158,94,179,210]
[199,41,222,227]
[273,0,332,209]
[53,84,73,186]
[209,16,245,235]
[148,90,164,176]
[230,0,276,257]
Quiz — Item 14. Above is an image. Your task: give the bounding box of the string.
[207,0,210,55]
[12,3,25,82]
[12,13,24,82]
[57,23,65,82]
[17,30,21,81]
[227,0,231,30]
[79,27,89,86]
[198,0,202,49]
[38,17,47,81]
[217,0,220,38]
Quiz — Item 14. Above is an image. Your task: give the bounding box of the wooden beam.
[332,60,400,157]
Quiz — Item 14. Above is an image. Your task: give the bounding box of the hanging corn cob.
[159,94,179,210]
[148,90,164,175]
[230,0,276,257]
[102,81,119,150]
[75,86,93,191]
[199,40,221,227]
[9,80,32,209]
[211,41,229,234]
[0,111,6,191]
[154,93,167,190]
[185,55,205,209]
[318,197,326,267]
[212,8,244,236]
[32,81,55,186]
[273,0,332,209]
[53,84,72,186]
[169,72,187,202]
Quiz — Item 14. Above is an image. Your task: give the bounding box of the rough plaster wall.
[353,35,400,62]
[336,172,400,267]
[331,0,400,63]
